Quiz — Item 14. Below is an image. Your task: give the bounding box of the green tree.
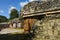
[0,15,8,23]
[10,9,19,19]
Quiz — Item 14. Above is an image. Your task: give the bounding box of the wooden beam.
[23,10,60,18]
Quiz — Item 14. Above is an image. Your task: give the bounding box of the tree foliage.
[0,15,8,23]
[10,9,19,19]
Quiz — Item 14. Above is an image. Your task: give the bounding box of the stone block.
[47,30,53,35]
[53,30,58,36]
[50,35,55,40]
[43,30,48,35]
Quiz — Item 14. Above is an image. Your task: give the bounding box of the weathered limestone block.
[35,20,41,26]
[43,23,48,30]
[47,30,53,35]
[44,35,50,39]
[43,30,48,36]
[53,30,58,36]
[58,31,60,35]
[49,35,55,40]
[57,25,60,31]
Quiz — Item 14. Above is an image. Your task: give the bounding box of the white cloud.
[20,0,41,7]
[29,0,41,2]
[9,6,16,13]
[20,1,28,7]
[29,0,38,2]
[29,0,35,2]
[0,10,4,13]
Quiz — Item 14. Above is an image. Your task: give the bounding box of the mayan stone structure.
[20,0,60,40]
[32,14,60,40]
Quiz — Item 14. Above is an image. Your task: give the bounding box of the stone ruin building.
[1,0,60,40]
[20,0,60,40]
[9,18,21,28]
[0,23,9,31]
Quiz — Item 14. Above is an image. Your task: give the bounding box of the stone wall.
[0,24,9,31]
[33,13,60,40]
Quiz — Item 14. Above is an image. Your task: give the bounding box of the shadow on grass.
[0,34,33,40]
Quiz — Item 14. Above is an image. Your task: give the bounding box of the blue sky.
[0,0,41,18]
[0,0,28,18]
